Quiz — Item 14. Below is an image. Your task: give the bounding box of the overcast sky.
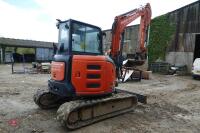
[0,0,197,42]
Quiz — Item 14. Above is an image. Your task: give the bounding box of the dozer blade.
[57,91,137,130]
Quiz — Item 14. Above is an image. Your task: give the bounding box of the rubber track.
[57,92,137,130]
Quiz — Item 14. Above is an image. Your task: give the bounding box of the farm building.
[0,37,56,63]
[103,25,139,56]
[165,0,200,71]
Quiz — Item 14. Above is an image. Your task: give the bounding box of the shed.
[165,0,200,71]
[0,37,56,63]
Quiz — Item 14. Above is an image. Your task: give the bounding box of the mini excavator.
[34,3,151,130]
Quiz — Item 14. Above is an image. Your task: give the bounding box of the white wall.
[166,52,193,72]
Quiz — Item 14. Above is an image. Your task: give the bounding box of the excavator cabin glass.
[58,22,69,54]
[57,19,103,55]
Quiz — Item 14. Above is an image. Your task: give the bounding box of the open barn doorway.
[193,34,200,61]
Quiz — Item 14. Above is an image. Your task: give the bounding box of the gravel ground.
[0,64,200,133]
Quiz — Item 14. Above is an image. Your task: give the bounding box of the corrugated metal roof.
[168,0,200,15]
[0,37,56,48]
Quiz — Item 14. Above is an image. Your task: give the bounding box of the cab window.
[72,23,101,54]
[57,22,69,54]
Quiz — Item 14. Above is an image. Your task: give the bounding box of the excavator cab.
[56,19,103,55]
[49,19,116,98]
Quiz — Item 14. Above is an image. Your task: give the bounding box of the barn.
[165,0,200,71]
[0,37,56,63]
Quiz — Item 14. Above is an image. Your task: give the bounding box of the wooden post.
[0,45,5,63]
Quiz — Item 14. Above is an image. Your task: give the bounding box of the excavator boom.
[111,3,151,65]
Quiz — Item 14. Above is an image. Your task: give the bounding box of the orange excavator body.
[48,3,151,97]
[34,3,151,130]
[51,55,115,96]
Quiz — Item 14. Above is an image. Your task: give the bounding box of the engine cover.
[71,55,116,96]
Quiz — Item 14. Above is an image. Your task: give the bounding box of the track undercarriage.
[33,89,145,130]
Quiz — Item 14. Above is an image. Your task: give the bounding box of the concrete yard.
[0,64,200,133]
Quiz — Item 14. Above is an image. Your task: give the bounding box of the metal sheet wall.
[103,25,139,55]
[165,1,200,72]
[36,48,53,61]
[167,1,200,52]
[5,52,12,63]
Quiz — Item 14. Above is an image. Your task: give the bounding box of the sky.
[0,0,198,42]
